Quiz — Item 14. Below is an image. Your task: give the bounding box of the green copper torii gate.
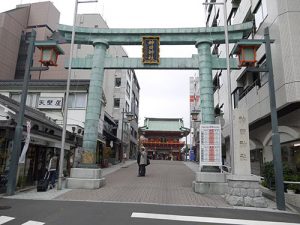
[58,22,253,164]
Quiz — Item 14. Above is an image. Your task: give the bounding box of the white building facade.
[205,0,300,175]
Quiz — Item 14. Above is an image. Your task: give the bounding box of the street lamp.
[57,0,98,190]
[191,109,201,122]
[203,0,235,174]
[232,28,285,210]
[6,30,63,196]
[120,108,134,163]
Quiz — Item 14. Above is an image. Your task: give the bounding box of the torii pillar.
[66,40,108,189]
[192,39,228,194]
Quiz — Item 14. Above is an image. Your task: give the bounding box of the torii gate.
[58,22,252,165]
[58,22,254,193]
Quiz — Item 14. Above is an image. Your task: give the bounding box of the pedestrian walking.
[47,152,58,189]
[139,147,147,176]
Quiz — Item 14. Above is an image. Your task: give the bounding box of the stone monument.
[225,108,267,207]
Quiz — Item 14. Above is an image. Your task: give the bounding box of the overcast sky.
[1,0,206,132]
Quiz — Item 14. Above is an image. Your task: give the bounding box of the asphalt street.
[1,161,300,224]
[1,199,300,225]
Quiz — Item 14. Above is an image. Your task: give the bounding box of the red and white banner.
[200,124,222,166]
[19,121,31,164]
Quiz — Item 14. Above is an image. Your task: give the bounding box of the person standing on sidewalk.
[137,148,141,176]
[47,152,58,189]
[139,147,147,176]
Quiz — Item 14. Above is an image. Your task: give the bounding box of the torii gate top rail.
[58,22,253,45]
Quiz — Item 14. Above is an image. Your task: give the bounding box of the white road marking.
[22,221,45,225]
[0,216,14,224]
[131,212,300,225]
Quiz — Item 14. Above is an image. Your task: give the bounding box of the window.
[115,77,121,87]
[68,93,87,108]
[11,93,21,102]
[135,98,139,109]
[126,81,130,97]
[114,98,120,108]
[258,56,268,86]
[254,0,267,30]
[125,101,130,113]
[127,70,132,80]
[228,8,237,25]
[11,93,39,108]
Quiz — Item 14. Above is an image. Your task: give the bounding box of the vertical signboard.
[142,36,160,64]
[200,124,222,166]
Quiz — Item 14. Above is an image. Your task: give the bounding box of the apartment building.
[205,0,300,175]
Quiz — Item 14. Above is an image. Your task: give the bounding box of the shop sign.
[200,124,222,166]
[38,97,63,109]
[142,36,160,64]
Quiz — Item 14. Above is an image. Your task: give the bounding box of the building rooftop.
[140,117,189,135]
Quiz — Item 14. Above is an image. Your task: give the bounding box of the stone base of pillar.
[193,172,228,195]
[225,175,267,208]
[66,168,105,189]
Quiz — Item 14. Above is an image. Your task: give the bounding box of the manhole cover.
[0,206,11,210]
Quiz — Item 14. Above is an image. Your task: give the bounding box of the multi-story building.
[0,1,140,187]
[205,0,300,175]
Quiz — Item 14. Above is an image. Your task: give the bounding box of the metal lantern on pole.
[191,109,200,121]
[35,41,64,66]
[6,31,64,196]
[231,40,261,67]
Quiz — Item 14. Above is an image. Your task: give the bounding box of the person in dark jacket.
[137,148,142,176]
[47,152,58,189]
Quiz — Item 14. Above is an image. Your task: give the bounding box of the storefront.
[0,94,76,193]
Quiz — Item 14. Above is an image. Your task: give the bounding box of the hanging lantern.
[232,40,262,67]
[35,41,64,66]
[191,109,200,121]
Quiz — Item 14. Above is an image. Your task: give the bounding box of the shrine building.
[139,118,190,161]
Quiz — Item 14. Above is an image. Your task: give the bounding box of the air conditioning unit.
[71,126,84,136]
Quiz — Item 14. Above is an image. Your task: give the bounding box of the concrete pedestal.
[193,172,228,195]
[225,175,267,208]
[66,168,106,189]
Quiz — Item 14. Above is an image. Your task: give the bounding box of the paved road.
[1,199,300,225]
[1,160,299,224]
[56,160,229,207]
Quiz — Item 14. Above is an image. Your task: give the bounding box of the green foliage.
[262,161,300,193]
[262,161,275,189]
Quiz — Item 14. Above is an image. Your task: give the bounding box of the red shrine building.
[139,118,190,160]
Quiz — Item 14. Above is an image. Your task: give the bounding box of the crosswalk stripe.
[131,212,300,225]
[0,216,14,224]
[22,221,45,225]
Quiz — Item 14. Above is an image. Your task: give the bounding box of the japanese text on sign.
[37,97,63,109]
[142,36,160,64]
[200,124,222,166]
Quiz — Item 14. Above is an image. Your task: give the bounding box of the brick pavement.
[55,160,230,207]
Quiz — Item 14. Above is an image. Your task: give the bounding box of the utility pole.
[264,27,285,210]
[6,29,36,196]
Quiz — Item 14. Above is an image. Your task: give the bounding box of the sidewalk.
[3,160,136,200]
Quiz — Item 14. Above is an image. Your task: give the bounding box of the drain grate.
[0,206,11,210]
